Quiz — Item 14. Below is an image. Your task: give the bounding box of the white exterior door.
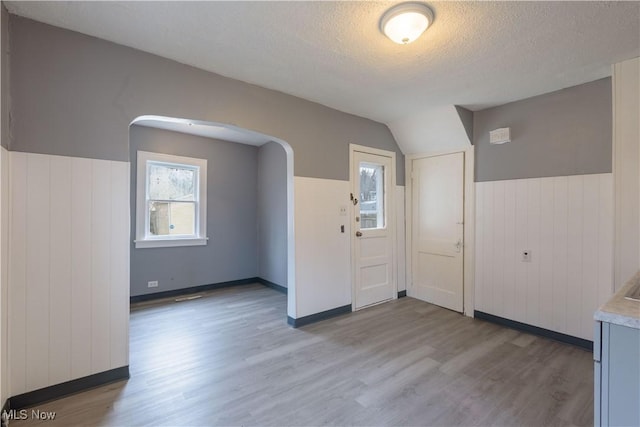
[411,152,464,312]
[352,148,395,309]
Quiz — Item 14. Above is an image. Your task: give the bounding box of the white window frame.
[135,151,207,249]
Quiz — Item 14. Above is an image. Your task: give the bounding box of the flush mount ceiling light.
[380,2,434,45]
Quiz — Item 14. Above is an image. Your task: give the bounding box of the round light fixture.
[380,2,434,45]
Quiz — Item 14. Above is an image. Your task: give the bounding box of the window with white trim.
[136,151,207,248]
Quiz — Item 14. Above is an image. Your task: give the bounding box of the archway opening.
[128,115,295,318]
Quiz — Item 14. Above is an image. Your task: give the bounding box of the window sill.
[134,237,208,249]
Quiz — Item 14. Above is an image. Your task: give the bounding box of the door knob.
[356,231,363,237]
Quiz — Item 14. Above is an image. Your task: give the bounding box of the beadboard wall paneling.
[475,173,613,341]
[48,155,72,386]
[613,57,640,289]
[0,146,8,405]
[9,151,27,394]
[8,152,130,396]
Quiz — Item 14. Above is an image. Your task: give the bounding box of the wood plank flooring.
[12,284,594,426]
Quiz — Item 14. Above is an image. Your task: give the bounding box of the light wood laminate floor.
[13,284,593,426]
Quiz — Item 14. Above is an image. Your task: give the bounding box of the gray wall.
[9,16,404,183]
[257,142,288,288]
[129,125,258,297]
[474,78,612,182]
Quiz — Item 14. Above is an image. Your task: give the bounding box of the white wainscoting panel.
[475,173,613,341]
[0,146,9,404]
[294,177,351,318]
[8,152,130,395]
[9,152,27,394]
[613,57,640,289]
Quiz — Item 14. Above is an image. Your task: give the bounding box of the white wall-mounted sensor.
[489,127,511,145]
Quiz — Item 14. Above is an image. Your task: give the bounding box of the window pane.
[360,163,384,229]
[169,202,195,235]
[149,201,195,236]
[148,164,196,201]
[149,201,170,235]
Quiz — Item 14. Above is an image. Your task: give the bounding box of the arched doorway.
[129,115,296,318]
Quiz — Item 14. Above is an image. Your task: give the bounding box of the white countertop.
[595,270,640,329]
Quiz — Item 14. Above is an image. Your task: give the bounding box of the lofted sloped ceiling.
[388,105,473,154]
[5,1,640,154]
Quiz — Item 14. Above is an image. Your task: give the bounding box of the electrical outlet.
[522,250,532,262]
[339,205,348,216]
[148,280,158,288]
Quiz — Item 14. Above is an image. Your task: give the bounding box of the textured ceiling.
[5,1,640,152]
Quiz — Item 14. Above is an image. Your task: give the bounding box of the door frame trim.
[349,144,398,311]
[405,147,475,317]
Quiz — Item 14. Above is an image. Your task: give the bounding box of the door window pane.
[360,162,385,229]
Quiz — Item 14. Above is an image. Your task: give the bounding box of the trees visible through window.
[359,162,385,229]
